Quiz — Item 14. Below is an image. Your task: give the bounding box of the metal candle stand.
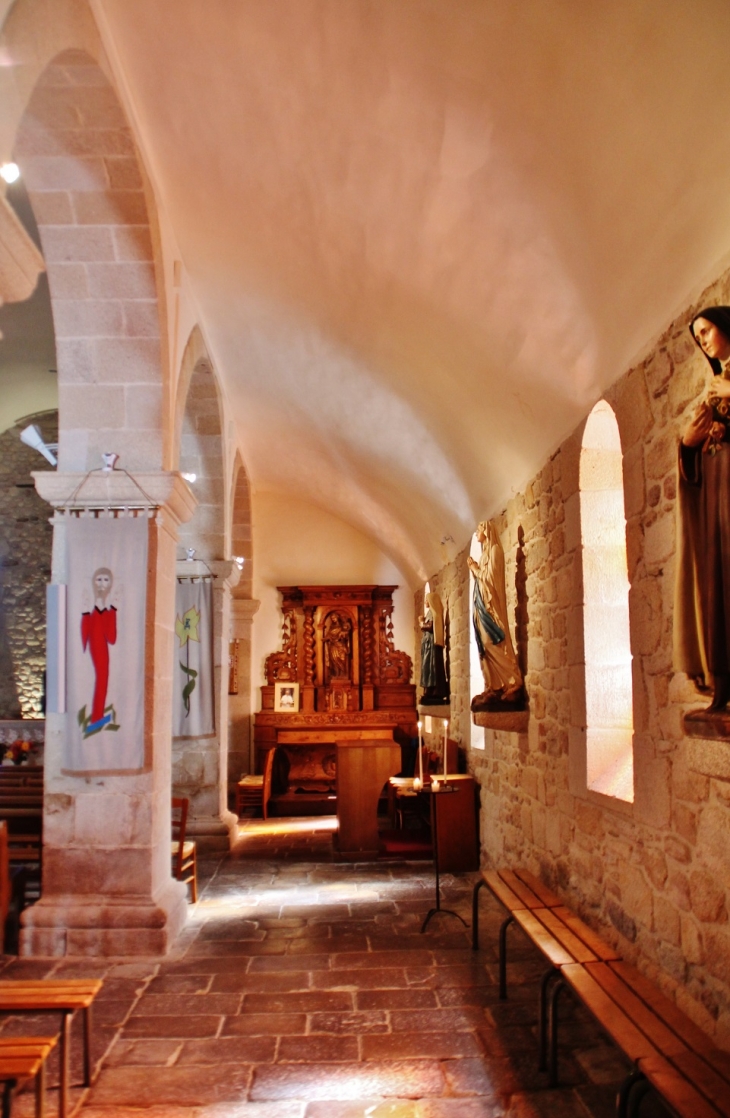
[420,781,469,933]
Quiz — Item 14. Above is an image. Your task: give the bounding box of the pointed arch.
[175,326,227,561]
[231,451,252,597]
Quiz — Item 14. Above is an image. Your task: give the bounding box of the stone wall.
[419,269,730,1045]
[0,410,56,718]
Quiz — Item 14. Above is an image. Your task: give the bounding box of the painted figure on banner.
[419,590,449,704]
[79,567,120,737]
[173,578,214,737]
[323,611,352,680]
[468,519,525,712]
[675,305,730,714]
[175,604,201,717]
[66,515,147,774]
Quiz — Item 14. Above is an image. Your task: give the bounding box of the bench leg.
[35,1059,45,1118]
[625,1074,653,1118]
[83,1005,92,1086]
[498,914,514,999]
[2,1080,15,1118]
[547,976,565,1087]
[471,879,486,951]
[538,967,559,1072]
[60,1011,71,1118]
[617,1069,645,1118]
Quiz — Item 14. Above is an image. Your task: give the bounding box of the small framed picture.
[274,681,299,712]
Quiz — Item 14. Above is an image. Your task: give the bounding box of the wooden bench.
[0,980,102,1118]
[473,867,730,1117]
[0,1036,57,1118]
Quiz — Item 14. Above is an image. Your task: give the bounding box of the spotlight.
[0,163,20,184]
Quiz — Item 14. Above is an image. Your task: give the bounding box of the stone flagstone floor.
[0,816,671,1116]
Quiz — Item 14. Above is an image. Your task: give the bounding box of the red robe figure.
[81,567,117,733]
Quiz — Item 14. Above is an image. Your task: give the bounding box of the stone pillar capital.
[231,598,260,638]
[33,470,198,529]
[207,559,241,592]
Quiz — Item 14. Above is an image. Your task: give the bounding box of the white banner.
[173,578,214,738]
[65,515,148,774]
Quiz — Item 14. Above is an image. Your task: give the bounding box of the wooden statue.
[323,610,352,681]
[468,520,525,712]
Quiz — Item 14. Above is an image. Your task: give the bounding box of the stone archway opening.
[173,339,238,851]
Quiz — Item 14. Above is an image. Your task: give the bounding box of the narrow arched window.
[580,401,634,802]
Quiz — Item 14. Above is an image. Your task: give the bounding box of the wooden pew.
[0,772,43,904]
[473,867,730,1116]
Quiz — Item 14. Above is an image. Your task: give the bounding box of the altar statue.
[419,590,449,704]
[468,520,524,711]
[323,610,352,681]
[675,306,730,711]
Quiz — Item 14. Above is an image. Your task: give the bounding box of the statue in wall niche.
[675,306,730,713]
[323,610,352,681]
[419,591,449,704]
[468,519,525,712]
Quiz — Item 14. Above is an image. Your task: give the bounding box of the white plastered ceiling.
[92,1,730,582]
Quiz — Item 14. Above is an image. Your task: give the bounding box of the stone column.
[173,561,240,853]
[228,599,260,785]
[22,471,196,956]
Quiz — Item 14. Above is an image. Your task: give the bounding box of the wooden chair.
[236,748,274,819]
[0,823,9,947]
[171,797,197,902]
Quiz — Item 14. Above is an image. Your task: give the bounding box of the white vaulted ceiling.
[93,0,730,582]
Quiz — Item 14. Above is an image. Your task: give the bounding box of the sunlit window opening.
[580,401,634,802]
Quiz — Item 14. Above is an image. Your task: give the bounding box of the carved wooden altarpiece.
[254,585,417,858]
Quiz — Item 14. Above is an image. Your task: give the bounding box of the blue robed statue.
[468,520,525,712]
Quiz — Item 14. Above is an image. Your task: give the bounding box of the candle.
[432,777,440,792]
[444,720,449,778]
[417,720,424,784]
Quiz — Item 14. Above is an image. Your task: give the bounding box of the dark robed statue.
[675,306,730,711]
[419,591,449,704]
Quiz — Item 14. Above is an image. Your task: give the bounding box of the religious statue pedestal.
[683,708,730,742]
[472,710,529,733]
[418,704,451,719]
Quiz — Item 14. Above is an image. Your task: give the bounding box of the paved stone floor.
[0,816,671,1116]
